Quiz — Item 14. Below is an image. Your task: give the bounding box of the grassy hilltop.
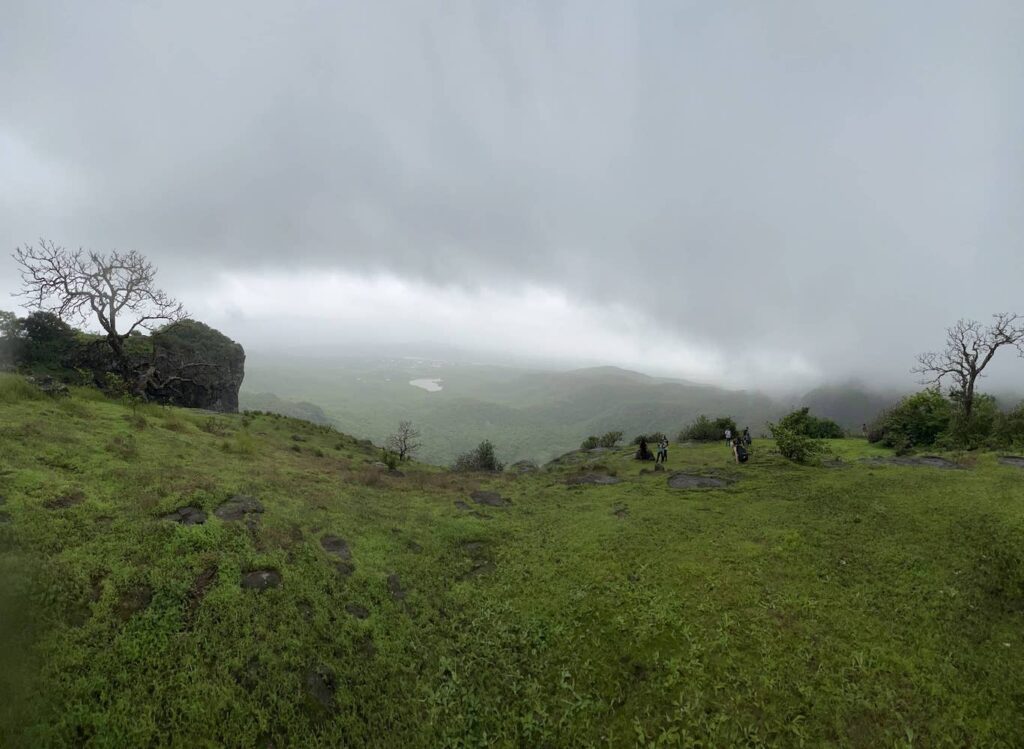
[2,373,1024,747]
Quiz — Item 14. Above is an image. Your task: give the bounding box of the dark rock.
[215,495,264,522]
[510,460,539,474]
[68,320,245,412]
[566,473,621,486]
[387,573,406,601]
[320,535,351,560]
[28,375,69,397]
[454,500,471,511]
[344,602,370,619]
[861,456,962,469]
[998,456,1024,469]
[115,584,153,621]
[667,473,729,489]
[161,506,207,525]
[406,540,423,553]
[335,561,355,577]
[241,569,281,591]
[304,665,337,709]
[470,490,510,507]
[44,489,85,509]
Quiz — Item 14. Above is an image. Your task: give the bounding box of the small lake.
[409,378,443,392]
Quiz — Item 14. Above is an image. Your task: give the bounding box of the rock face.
[69,320,245,413]
[146,321,245,412]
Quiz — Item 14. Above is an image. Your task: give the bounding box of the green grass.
[2,373,1024,747]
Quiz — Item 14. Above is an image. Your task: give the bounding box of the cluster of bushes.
[869,390,1024,451]
[678,415,737,442]
[0,310,80,372]
[631,432,667,446]
[580,431,623,450]
[775,407,844,439]
[452,440,504,472]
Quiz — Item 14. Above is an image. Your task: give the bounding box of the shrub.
[580,435,599,450]
[769,423,824,463]
[382,449,398,470]
[868,390,951,449]
[777,407,844,439]
[452,440,504,472]
[679,415,737,442]
[631,432,667,446]
[994,402,1024,447]
[597,430,623,448]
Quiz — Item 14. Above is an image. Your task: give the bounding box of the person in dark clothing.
[635,436,654,461]
[732,436,749,464]
[742,427,752,446]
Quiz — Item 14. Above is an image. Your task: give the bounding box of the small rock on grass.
[162,506,207,525]
[215,495,264,522]
[241,569,281,591]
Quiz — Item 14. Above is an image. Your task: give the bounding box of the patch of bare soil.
[115,584,153,621]
[162,506,207,525]
[470,490,510,507]
[667,473,730,489]
[214,495,264,522]
[566,473,621,486]
[241,569,281,591]
[44,489,85,510]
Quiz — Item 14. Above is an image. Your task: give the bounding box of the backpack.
[736,444,749,463]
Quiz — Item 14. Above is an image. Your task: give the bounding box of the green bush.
[597,430,623,448]
[777,407,844,439]
[868,390,951,449]
[994,402,1024,447]
[945,394,1000,449]
[452,440,504,472]
[679,415,737,442]
[631,432,667,446]
[580,435,599,450]
[769,423,824,463]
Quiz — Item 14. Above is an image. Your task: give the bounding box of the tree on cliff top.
[13,239,186,365]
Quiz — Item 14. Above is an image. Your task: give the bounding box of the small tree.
[913,313,1024,424]
[597,430,623,448]
[13,240,185,365]
[452,440,504,472]
[386,420,421,461]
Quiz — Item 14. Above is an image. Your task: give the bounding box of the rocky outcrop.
[145,321,245,412]
[68,320,245,412]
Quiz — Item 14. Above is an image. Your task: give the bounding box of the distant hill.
[242,356,784,464]
[239,391,333,426]
[796,383,898,430]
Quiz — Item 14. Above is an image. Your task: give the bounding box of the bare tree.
[386,420,422,461]
[13,239,185,362]
[912,313,1024,421]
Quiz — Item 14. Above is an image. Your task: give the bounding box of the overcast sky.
[1,1,1022,391]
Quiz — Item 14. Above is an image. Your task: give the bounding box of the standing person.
[656,436,668,464]
[733,436,749,464]
[724,427,732,446]
[742,427,751,446]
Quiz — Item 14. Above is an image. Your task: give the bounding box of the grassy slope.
[2,374,1024,747]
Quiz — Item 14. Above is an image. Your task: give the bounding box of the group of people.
[635,428,752,465]
[725,427,752,463]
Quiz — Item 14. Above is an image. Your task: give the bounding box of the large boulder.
[68,320,245,412]
[146,321,245,412]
